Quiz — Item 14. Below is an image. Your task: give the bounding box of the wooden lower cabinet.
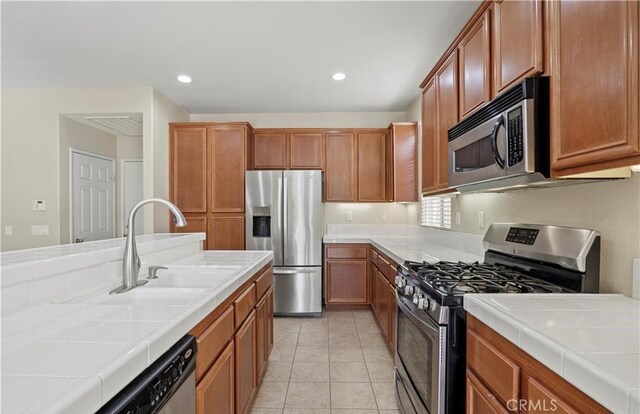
[467,315,608,414]
[388,282,397,348]
[197,341,235,414]
[192,264,273,414]
[325,259,368,304]
[376,270,390,338]
[235,310,257,414]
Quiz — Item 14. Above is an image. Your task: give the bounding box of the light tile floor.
[251,309,400,414]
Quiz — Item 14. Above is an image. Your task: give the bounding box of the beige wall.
[152,91,190,232]
[59,116,118,244]
[324,203,419,227]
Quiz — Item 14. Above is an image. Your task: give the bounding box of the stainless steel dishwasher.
[98,335,196,414]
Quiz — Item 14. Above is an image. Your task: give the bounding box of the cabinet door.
[466,370,509,414]
[550,1,640,175]
[255,294,267,381]
[265,287,274,359]
[235,310,257,414]
[210,127,246,213]
[392,124,418,202]
[388,282,397,349]
[376,271,389,339]
[459,9,491,118]
[357,132,387,201]
[197,341,234,414]
[290,133,323,169]
[254,132,288,169]
[170,126,208,213]
[492,0,544,95]
[208,214,244,250]
[525,377,579,414]
[173,215,207,244]
[325,132,357,201]
[325,259,368,304]
[435,51,458,191]
[421,79,438,194]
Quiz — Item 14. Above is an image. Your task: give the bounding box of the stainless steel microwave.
[448,77,550,192]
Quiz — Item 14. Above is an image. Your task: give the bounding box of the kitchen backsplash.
[0,233,205,314]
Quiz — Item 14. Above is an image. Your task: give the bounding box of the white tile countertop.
[323,235,484,264]
[1,248,273,414]
[465,294,640,414]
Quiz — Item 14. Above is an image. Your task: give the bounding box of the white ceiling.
[2,1,480,114]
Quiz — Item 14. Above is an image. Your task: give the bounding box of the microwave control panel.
[507,107,524,167]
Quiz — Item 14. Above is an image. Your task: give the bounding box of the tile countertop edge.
[1,250,273,414]
[464,294,639,414]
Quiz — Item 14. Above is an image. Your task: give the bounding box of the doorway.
[121,159,144,236]
[70,149,116,243]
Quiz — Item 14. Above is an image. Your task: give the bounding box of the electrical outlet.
[455,212,461,226]
[346,211,352,222]
[32,200,47,211]
[380,211,387,221]
[31,225,49,236]
[478,211,485,229]
[4,225,12,236]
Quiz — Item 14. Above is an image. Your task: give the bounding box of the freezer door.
[284,170,323,266]
[273,267,322,316]
[245,171,284,266]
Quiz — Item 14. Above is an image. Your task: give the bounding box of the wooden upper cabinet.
[388,123,418,202]
[458,9,491,119]
[550,0,640,175]
[253,133,287,169]
[289,133,323,169]
[435,51,459,191]
[210,126,247,213]
[357,132,387,202]
[422,79,438,194]
[170,126,208,213]
[325,132,357,201]
[492,0,544,95]
[208,214,244,250]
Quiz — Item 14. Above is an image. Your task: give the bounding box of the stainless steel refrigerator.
[245,170,323,316]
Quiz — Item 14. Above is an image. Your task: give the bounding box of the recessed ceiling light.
[332,73,346,81]
[177,75,192,83]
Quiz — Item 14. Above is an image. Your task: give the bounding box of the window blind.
[420,195,452,229]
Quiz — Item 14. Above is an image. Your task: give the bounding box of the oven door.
[448,111,507,188]
[395,293,446,414]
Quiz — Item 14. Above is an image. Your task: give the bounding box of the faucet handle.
[147,266,168,279]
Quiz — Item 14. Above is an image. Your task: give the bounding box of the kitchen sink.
[145,268,239,289]
[93,287,208,306]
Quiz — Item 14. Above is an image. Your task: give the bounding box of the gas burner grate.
[404,261,565,296]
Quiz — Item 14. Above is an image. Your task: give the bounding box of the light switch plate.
[31,225,49,236]
[380,211,387,221]
[32,200,47,211]
[346,211,352,222]
[4,225,12,236]
[455,212,461,226]
[478,211,485,229]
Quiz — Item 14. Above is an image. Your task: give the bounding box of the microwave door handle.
[491,115,506,169]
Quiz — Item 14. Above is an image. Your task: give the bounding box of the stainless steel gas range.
[393,223,601,414]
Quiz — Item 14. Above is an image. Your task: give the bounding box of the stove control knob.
[412,293,422,304]
[417,298,429,310]
[404,285,414,296]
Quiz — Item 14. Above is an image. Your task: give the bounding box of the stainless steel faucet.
[109,198,187,294]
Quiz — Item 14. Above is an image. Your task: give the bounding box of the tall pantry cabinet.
[170,122,253,250]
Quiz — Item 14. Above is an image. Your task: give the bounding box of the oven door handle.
[396,292,440,337]
[490,115,506,169]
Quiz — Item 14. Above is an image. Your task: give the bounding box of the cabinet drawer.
[467,329,520,405]
[377,255,391,280]
[326,245,368,259]
[255,266,273,300]
[370,249,379,263]
[387,260,397,284]
[196,306,234,381]
[234,284,256,328]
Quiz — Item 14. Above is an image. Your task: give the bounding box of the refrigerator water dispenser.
[252,207,271,238]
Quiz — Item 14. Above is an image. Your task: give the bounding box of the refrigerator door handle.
[283,175,288,262]
[274,269,317,275]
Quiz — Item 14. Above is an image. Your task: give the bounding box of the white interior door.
[121,159,144,236]
[71,151,115,243]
